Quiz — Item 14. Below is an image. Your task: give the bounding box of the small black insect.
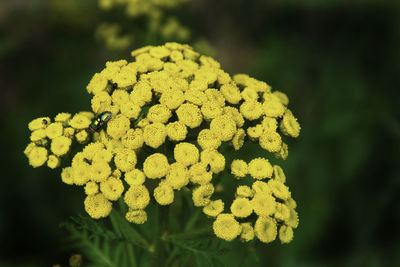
[206,164,211,172]
[88,111,112,133]
[42,119,48,125]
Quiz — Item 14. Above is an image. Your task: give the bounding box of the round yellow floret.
[236,185,254,198]
[176,103,203,128]
[210,115,236,141]
[185,89,207,106]
[82,142,104,160]
[100,177,124,201]
[262,94,285,118]
[197,129,221,150]
[85,181,99,195]
[126,210,147,224]
[166,121,187,142]
[248,157,273,180]
[213,213,241,241]
[51,136,72,156]
[30,129,46,142]
[280,110,301,138]
[111,90,129,106]
[240,101,263,120]
[252,181,272,196]
[63,127,75,138]
[192,183,214,207]
[47,154,60,169]
[201,102,223,120]
[189,162,213,184]
[220,84,241,104]
[154,183,174,205]
[275,142,288,160]
[174,142,199,167]
[143,122,167,149]
[262,116,278,132]
[268,179,291,200]
[73,163,91,185]
[241,87,258,102]
[122,128,144,149]
[91,161,111,183]
[124,185,150,210]
[61,167,74,185]
[259,130,282,152]
[230,198,253,218]
[223,106,244,127]
[159,89,185,110]
[143,153,169,179]
[84,193,112,219]
[273,91,289,106]
[45,123,63,139]
[200,149,225,174]
[232,128,245,150]
[130,81,152,106]
[120,102,141,119]
[165,162,189,189]
[28,146,48,168]
[254,216,277,243]
[240,222,255,242]
[274,203,290,221]
[147,104,172,123]
[76,130,89,144]
[92,148,113,163]
[91,92,112,114]
[124,169,146,186]
[279,225,294,244]
[286,208,299,229]
[114,148,137,172]
[28,117,51,131]
[273,165,286,183]
[106,115,130,139]
[69,114,91,130]
[252,194,276,217]
[203,199,224,217]
[230,159,248,178]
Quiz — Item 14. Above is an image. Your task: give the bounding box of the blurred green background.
[1,0,400,266]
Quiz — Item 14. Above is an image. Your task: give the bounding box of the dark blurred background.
[1,0,400,266]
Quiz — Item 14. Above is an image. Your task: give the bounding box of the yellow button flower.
[241,87,258,102]
[51,136,72,156]
[230,198,253,218]
[240,101,263,121]
[280,110,301,138]
[274,142,288,160]
[252,181,272,196]
[143,153,169,179]
[143,122,167,149]
[147,104,172,123]
[217,69,232,84]
[124,169,146,186]
[61,166,74,185]
[63,127,75,138]
[200,149,225,174]
[268,179,291,200]
[174,142,199,167]
[85,181,99,195]
[46,123,63,139]
[230,159,248,178]
[262,93,285,118]
[176,103,203,128]
[86,73,108,95]
[170,50,184,61]
[107,115,130,139]
[91,161,111,183]
[285,208,299,229]
[120,101,141,119]
[154,183,174,205]
[111,90,129,106]
[91,91,112,114]
[75,130,89,144]
[273,165,286,183]
[28,146,48,168]
[203,199,224,217]
[92,148,113,163]
[47,154,60,169]
[273,90,289,106]
[83,142,104,160]
[252,194,276,217]
[69,114,91,130]
[28,117,50,131]
[166,162,189,189]
[205,89,225,107]
[84,193,112,219]
[236,185,254,198]
[262,116,278,132]
[166,121,187,142]
[279,225,294,244]
[192,183,214,207]
[24,142,36,156]
[210,115,236,141]
[130,80,153,107]
[274,203,290,221]
[259,130,282,153]
[213,213,241,241]
[100,177,124,201]
[184,89,207,106]
[189,162,213,185]
[220,84,241,104]
[30,129,46,142]
[201,102,223,120]
[114,148,137,172]
[247,124,264,140]
[122,128,144,150]
[159,89,185,110]
[254,216,277,243]
[248,157,273,180]
[223,106,244,127]
[240,222,255,242]
[232,128,245,150]
[54,112,71,123]
[126,209,147,224]
[124,185,150,210]
[197,129,221,150]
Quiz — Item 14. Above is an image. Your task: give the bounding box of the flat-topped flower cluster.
[24,42,300,244]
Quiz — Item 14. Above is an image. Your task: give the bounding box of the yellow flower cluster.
[24,43,300,244]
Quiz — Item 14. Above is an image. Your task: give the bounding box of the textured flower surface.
[24,42,300,244]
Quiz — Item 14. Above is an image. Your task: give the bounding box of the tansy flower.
[241,87,258,102]
[147,104,172,123]
[285,208,299,229]
[213,213,241,241]
[192,183,214,207]
[45,123,63,139]
[200,149,225,174]
[143,153,169,179]
[279,225,294,244]
[174,142,199,167]
[268,179,291,200]
[150,46,171,59]
[273,165,286,183]
[166,121,187,142]
[24,142,36,156]
[210,115,236,141]
[220,84,241,104]
[126,210,147,224]
[248,157,273,180]
[189,162,213,185]
[232,128,245,150]
[51,136,72,156]
[170,50,184,61]
[120,101,141,119]
[274,203,290,221]
[285,197,297,209]
[240,223,255,242]
[159,89,185,110]
[205,89,225,107]
[63,127,75,138]
[83,142,104,160]
[54,113,71,123]
[92,148,113,163]
[230,159,248,178]
[184,89,207,106]
[275,142,288,160]
[259,130,282,153]
[201,102,223,120]
[61,167,74,185]
[273,91,289,106]
[47,155,60,169]
[176,103,203,128]
[122,128,144,149]
[124,185,150,210]
[230,198,253,218]
[100,177,124,201]
[262,93,285,118]
[153,183,174,205]
[262,116,278,132]
[30,129,46,142]
[69,113,91,130]
[107,115,130,139]
[165,162,189,189]
[252,194,276,217]
[73,163,92,185]
[84,193,112,219]
[75,130,89,144]
[279,110,301,138]
[223,106,244,128]
[197,129,221,150]
[86,73,108,95]
[85,181,99,195]
[236,185,254,198]
[90,161,111,183]
[124,169,146,186]
[240,101,263,120]
[252,181,272,196]
[247,124,264,140]
[143,122,167,149]
[203,199,224,217]
[28,146,48,167]
[254,216,277,243]
[217,69,232,84]
[114,148,137,172]
[28,117,51,131]
[130,81,153,106]
[111,90,129,106]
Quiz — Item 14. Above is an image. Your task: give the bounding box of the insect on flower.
[88,111,112,133]
[206,164,211,172]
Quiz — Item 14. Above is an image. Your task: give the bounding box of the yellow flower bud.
[176,103,203,128]
[236,185,254,198]
[91,161,111,183]
[259,130,282,152]
[279,225,294,244]
[223,106,244,127]
[203,199,224,217]
[143,153,169,179]
[122,128,144,150]
[192,183,214,207]
[85,181,99,195]
[30,129,46,142]
[147,104,172,123]
[143,122,167,149]
[220,84,241,104]
[240,222,255,242]
[28,146,48,168]
[126,209,147,224]
[51,136,72,156]
[280,110,301,138]
[230,159,248,178]
[174,142,199,167]
[252,194,276,217]
[107,115,130,139]
[114,148,137,172]
[200,149,225,174]
[166,162,189,189]
[124,185,150,210]
[166,121,187,142]
[273,91,289,106]
[84,193,112,219]
[100,177,124,201]
[240,101,263,120]
[210,115,236,141]
[153,183,174,205]
[248,157,273,180]
[230,198,253,218]
[46,123,63,139]
[61,167,74,185]
[232,128,245,150]
[189,162,213,185]
[273,165,286,183]
[197,129,221,150]
[254,216,277,243]
[47,154,60,169]
[184,89,207,106]
[262,93,285,118]
[124,169,146,186]
[274,203,290,221]
[213,213,241,241]
[28,117,50,131]
[159,89,185,110]
[268,179,291,200]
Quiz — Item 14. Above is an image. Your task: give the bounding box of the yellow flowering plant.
[24,43,301,266]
